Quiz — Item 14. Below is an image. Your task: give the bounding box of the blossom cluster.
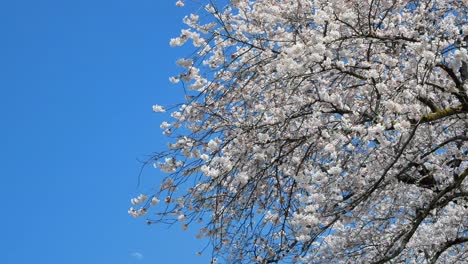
[131,0,468,263]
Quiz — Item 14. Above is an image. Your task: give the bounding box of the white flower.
[237,172,249,185]
[296,234,311,242]
[336,61,345,69]
[131,194,148,205]
[385,101,403,113]
[152,104,166,113]
[163,129,172,136]
[128,207,138,217]
[257,133,270,143]
[170,38,183,47]
[368,124,385,135]
[160,121,171,129]
[138,208,147,216]
[324,143,335,152]
[128,207,147,218]
[171,111,182,119]
[175,0,184,7]
[151,197,160,206]
[207,139,218,151]
[169,76,180,83]
[176,58,193,68]
[178,214,186,222]
[327,166,341,175]
[399,120,411,129]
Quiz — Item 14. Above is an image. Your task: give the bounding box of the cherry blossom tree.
[130,0,468,262]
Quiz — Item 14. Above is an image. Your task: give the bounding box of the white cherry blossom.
[132,1,468,263]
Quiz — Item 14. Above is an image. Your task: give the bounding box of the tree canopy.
[130,0,468,263]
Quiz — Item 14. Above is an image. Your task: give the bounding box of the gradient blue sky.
[0,1,211,263]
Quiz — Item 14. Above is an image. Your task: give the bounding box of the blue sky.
[0,0,211,263]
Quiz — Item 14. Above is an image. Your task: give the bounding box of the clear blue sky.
[0,1,211,263]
